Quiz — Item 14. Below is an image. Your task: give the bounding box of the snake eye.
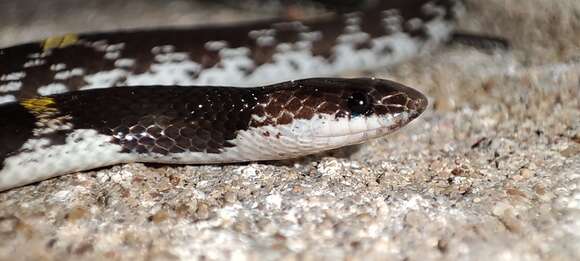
[347,91,373,117]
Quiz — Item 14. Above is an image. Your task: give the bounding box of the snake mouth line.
[302,110,417,139]
[306,124,397,139]
[272,120,399,139]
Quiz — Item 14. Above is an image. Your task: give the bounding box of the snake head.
[246,77,428,157]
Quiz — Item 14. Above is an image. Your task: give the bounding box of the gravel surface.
[0,0,579,260]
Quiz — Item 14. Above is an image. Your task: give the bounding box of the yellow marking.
[42,33,79,51]
[60,34,79,47]
[20,97,57,115]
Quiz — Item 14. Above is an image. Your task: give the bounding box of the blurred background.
[0,0,367,47]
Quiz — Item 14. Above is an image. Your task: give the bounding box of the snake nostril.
[404,93,427,112]
[415,97,428,112]
[407,97,428,117]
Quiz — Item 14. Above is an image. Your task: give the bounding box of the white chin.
[284,112,411,147]
[208,112,413,162]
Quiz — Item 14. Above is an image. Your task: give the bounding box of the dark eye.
[347,92,373,116]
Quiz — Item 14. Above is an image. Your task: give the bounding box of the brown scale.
[248,78,426,130]
[49,85,258,155]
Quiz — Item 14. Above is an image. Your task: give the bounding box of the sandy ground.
[0,0,579,260]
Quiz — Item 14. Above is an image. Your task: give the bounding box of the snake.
[0,0,462,191]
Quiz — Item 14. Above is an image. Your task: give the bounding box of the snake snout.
[365,78,428,119]
[405,89,428,118]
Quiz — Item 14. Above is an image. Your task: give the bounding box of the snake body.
[0,0,461,191]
